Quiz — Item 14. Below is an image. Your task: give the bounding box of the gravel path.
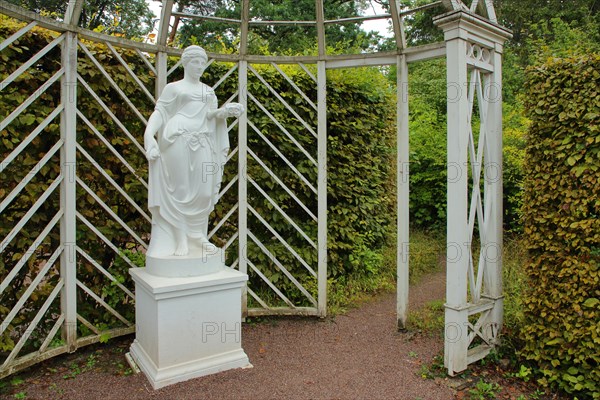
[4,272,453,400]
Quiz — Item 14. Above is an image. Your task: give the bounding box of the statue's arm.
[144,111,163,161]
[144,83,177,160]
[207,102,245,120]
[207,108,225,120]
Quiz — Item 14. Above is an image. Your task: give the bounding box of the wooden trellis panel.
[238,61,325,316]
[1,0,511,380]
[0,25,156,377]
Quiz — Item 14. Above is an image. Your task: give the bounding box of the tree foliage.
[5,0,154,38]
[399,0,445,46]
[176,0,381,54]
[495,0,600,45]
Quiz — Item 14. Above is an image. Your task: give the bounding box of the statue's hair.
[181,45,208,66]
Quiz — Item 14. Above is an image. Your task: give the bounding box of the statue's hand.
[224,103,244,118]
[146,139,160,161]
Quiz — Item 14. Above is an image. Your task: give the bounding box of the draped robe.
[147,81,229,239]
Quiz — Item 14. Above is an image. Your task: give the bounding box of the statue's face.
[185,57,207,79]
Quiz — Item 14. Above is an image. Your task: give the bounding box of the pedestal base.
[129,267,250,389]
[146,248,225,277]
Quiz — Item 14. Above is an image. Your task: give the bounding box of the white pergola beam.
[239,0,250,56]
[315,0,325,57]
[389,0,406,50]
[157,0,174,46]
[60,31,78,352]
[238,60,249,316]
[64,0,84,27]
[317,60,327,316]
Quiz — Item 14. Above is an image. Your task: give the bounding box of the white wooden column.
[238,0,250,315]
[396,54,410,330]
[238,60,249,315]
[155,0,174,97]
[315,0,327,317]
[482,40,506,344]
[60,31,78,352]
[442,24,470,375]
[155,52,168,97]
[434,10,512,375]
[317,61,327,317]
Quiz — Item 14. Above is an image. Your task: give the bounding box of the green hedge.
[0,17,395,355]
[202,63,396,305]
[521,54,600,399]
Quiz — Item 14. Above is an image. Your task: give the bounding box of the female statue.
[144,45,243,257]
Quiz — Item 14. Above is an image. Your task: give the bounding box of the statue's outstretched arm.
[207,103,245,120]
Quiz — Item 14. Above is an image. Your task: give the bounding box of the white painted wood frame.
[0,0,511,377]
[433,10,511,375]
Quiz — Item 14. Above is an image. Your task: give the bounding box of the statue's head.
[181,45,208,67]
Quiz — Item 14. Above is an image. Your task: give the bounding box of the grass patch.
[405,234,530,344]
[326,231,529,337]
[246,229,447,315]
[408,299,445,334]
[327,229,445,314]
[407,229,445,284]
[497,236,529,362]
[327,245,396,314]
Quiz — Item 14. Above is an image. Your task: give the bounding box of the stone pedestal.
[129,266,250,389]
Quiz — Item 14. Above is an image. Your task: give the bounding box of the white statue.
[144,45,243,257]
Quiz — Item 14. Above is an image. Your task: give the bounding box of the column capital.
[433,10,512,50]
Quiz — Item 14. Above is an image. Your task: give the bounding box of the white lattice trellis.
[0,0,511,379]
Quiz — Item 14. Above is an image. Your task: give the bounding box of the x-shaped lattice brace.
[467,309,499,347]
[441,0,497,22]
